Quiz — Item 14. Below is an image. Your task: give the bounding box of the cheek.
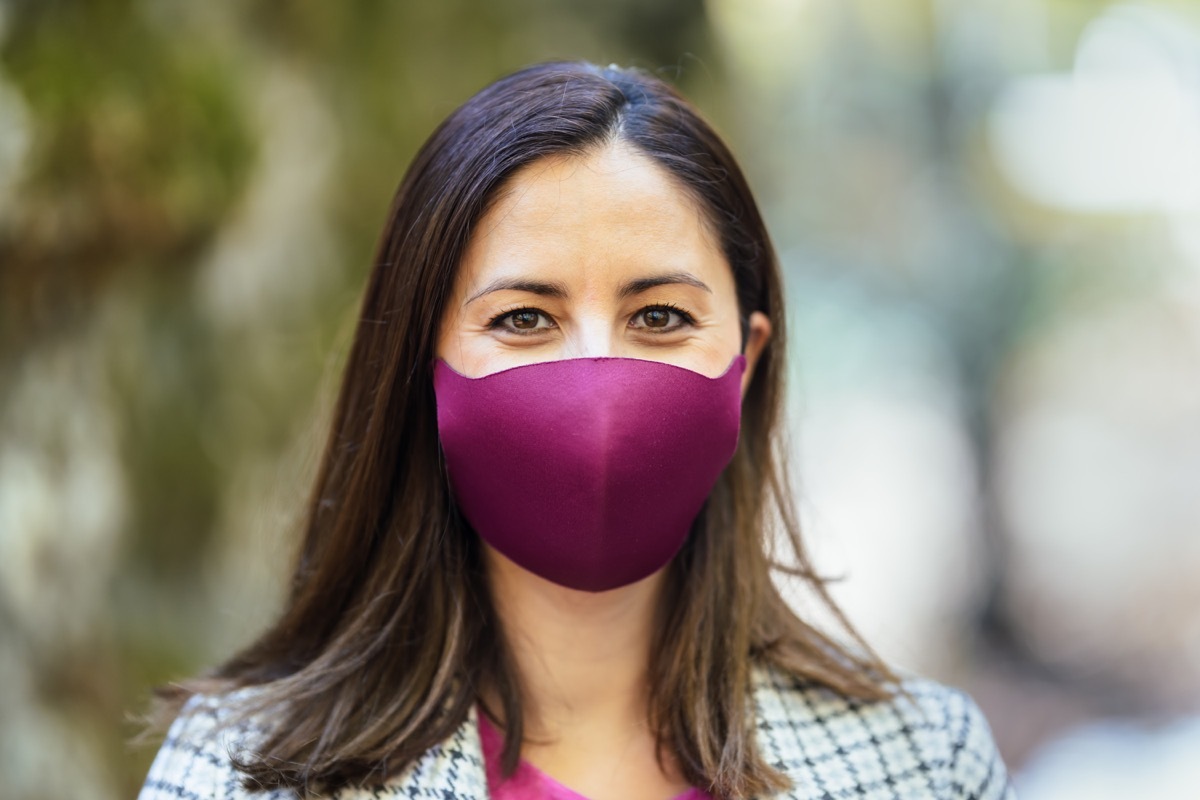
[433,318,502,379]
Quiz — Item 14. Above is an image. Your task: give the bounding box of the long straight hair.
[148,60,897,799]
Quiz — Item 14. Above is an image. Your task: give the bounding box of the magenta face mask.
[432,354,746,592]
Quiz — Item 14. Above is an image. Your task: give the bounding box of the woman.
[138,60,1015,800]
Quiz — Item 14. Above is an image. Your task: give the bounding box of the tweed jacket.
[139,662,1015,800]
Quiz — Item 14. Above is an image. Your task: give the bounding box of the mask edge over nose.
[432,352,746,382]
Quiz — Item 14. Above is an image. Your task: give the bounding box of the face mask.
[432,354,747,592]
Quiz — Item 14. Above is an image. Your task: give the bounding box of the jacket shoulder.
[750,662,1016,800]
[138,686,491,800]
[137,687,281,800]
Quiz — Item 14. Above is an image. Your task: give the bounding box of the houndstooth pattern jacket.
[138,661,1016,800]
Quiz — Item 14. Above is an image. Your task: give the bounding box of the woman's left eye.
[632,304,695,332]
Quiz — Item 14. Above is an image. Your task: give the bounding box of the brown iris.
[643,308,669,328]
[511,311,540,330]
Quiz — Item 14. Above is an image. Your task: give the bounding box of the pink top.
[476,707,712,800]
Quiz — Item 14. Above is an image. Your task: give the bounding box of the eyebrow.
[465,271,712,306]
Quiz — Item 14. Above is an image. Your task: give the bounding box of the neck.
[480,543,666,740]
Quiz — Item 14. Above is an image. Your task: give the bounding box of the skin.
[435,139,771,800]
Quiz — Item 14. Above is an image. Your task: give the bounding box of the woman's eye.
[632,305,694,332]
[489,308,553,335]
[641,308,672,328]
[488,304,695,336]
[508,310,543,330]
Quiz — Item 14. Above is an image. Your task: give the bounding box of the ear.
[740,311,772,400]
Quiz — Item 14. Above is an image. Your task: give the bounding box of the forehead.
[456,142,727,288]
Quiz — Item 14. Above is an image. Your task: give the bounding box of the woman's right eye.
[488,307,554,335]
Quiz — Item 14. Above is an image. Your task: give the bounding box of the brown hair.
[146,59,897,799]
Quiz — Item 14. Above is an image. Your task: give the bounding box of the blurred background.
[2,0,1198,796]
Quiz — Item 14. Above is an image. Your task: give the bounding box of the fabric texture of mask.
[432,354,747,592]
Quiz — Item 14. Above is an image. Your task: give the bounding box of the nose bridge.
[564,300,621,359]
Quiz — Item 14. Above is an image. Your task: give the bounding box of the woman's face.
[436,140,770,396]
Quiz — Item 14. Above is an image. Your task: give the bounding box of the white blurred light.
[1016,716,1200,799]
[995,298,1200,683]
[795,390,983,670]
[988,4,1200,214]
[779,274,984,674]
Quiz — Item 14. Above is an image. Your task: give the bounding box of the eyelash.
[486,302,697,336]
